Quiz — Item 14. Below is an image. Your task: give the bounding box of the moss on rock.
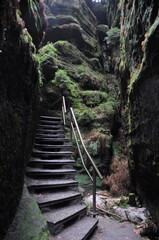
[4,186,49,240]
[20,0,47,47]
[44,0,99,57]
[37,41,108,109]
[82,90,108,107]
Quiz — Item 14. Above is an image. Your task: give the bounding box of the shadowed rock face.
[0,0,45,238]
[20,0,47,47]
[118,0,159,225]
[44,0,101,58]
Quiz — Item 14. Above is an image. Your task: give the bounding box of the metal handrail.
[70,108,103,180]
[71,122,93,181]
[62,96,67,125]
[60,95,103,216]
[61,96,103,179]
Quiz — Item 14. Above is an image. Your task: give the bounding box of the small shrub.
[105,27,120,47]
[38,43,57,63]
[76,109,95,127]
[51,69,80,106]
[112,141,122,156]
[82,90,108,107]
[114,195,129,208]
[98,99,116,117]
[103,154,131,196]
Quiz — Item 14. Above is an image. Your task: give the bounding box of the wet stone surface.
[91,216,142,240]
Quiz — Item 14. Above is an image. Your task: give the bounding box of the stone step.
[26,167,76,177]
[27,178,78,190]
[43,204,87,235]
[36,129,64,134]
[38,124,63,129]
[32,150,73,158]
[36,134,65,139]
[29,158,75,166]
[35,138,70,143]
[35,133,65,141]
[40,116,62,121]
[52,216,98,240]
[34,143,72,149]
[39,120,63,125]
[31,191,81,208]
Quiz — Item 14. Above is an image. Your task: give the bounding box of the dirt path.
[91,216,142,240]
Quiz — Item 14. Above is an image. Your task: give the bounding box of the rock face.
[20,0,47,47]
[0,0,45,238]
[38,0,121,178]
[44,0,100,58]
[118,0,159,226]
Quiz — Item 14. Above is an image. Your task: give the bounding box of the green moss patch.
[82,90,108,107]
[4,186,49,240]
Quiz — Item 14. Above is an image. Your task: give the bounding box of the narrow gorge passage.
[1,0,159,240]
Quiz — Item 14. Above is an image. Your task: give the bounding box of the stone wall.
[0,0,45,238]
[119,0,159,225]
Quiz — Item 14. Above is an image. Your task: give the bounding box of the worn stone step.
[43,204,87,235]
[34,143,72,149]
[36,129,64,134]
[37,129,64,133]
[40,116,62,121]
[38,124,63,129]
[33,147,72,153]
[36,134,65,139]
[52,216,98,240]
[39,120,63,125]
[35,138,70,143]
[27,178,78,190]
[29,158,75,166]
[26,167,76,177]
[32,150,73,158]
[31,191,81,208]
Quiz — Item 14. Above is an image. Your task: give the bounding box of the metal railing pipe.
[70,107,103,180]
[71,122,93,181]
[62,96,67,125]
[62,106,66,125]
[62,96,67,113]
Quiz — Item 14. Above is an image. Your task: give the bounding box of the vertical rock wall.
[119,0,159,225]
[0,0,45,238]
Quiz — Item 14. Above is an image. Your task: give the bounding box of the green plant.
[38,43,57,64]
[98,99,116,117]
[112,141,122,156]
[88,141,99,156]
[82,90,108,107]
[105,27,120,47]
[114,195,129,208]
[76,109,95,127]
[51,69,80,106]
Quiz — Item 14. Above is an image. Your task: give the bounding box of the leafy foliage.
[82,90,108,107]
[76,108,95,127]
[105,27,120,47]
[97,98,116,118]
[112,141,122,156]
[37,43,57,64]
[51,69,80,106]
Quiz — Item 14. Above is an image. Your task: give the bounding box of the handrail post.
[70,112,73,142]
[92,167,96,217]
[62,96,66,126]
[62,106,66,126]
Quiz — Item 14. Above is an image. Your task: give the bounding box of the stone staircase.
[26,115,98,240]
